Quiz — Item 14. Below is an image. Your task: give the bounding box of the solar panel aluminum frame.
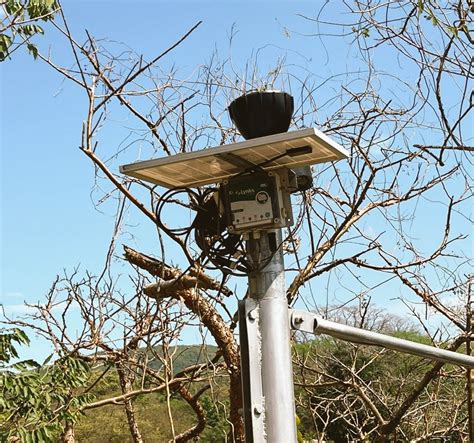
[119,127,349,189]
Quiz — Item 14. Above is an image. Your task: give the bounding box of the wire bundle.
[154,171,300,276]
[154,186,251,276]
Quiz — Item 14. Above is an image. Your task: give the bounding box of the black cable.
[153,180,298,277]
[233,146,313,178]
[154,186,207,266]
[155,187,199,237]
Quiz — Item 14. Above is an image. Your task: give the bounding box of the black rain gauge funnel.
[228,90,313,191]
[228,90,294,139]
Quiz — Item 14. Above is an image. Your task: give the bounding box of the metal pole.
[247,230,297,442]
[291,309,474,368]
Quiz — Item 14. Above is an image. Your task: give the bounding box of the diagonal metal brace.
[290,309,474,368]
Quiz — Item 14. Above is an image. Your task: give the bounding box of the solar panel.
[119,127,349,188]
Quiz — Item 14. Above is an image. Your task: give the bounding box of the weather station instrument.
[119,126,347,234]
[120,90,474,443]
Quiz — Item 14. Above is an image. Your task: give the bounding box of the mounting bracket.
[238,299,266,442]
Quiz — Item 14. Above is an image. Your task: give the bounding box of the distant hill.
[146,343,219,373]
[76,344,226,443]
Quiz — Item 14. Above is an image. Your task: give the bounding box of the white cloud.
[1,300,80,317]
[1,292,24,300]
[51,300,80,312]
[1,304,36,315]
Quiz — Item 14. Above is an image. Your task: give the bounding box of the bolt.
[293,315,304,325]
[253,405,264,416]
[248,309,257,321]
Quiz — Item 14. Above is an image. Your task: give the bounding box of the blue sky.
[1,2,317,290]
[1,1,471,360]
[2,1,342,358]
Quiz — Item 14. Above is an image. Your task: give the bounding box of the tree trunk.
[116,362,144,443]
[62,422,75,443]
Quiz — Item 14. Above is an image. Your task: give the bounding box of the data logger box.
[222,170,293,233]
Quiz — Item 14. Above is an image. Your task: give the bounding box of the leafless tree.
[2,0,473,441]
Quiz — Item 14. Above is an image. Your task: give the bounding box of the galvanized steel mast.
[246,230,297,442]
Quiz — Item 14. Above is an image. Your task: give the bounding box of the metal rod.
[291,309,474,368]
[247,230,297,442]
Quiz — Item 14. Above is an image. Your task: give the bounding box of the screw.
[248,309,257,321]
[253,405,263,416]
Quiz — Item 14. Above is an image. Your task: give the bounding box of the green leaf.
[13,328,30,345]
[5,0,23,15]
[429,12,438,26]
[0,33,12,60]
[27,43,39,59]
[417,0,424,14]
[18,24,44,36]
[42,354,53,365]
[12,359,41,370]
[27,0,56,20]
[447,25,459,37]
[25,430,34,443]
